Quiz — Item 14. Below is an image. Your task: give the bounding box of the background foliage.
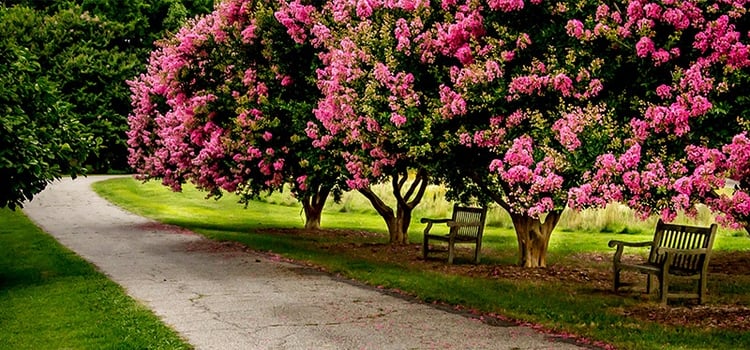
[0,0,214,208]
[0,6,90,209]
[2,0,214,173]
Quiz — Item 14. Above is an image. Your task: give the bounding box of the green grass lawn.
[93,177,750,350]
[0,208,191,350]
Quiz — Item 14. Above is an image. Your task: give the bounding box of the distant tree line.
[1,0,213,208]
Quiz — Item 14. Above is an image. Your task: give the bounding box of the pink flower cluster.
[575,0,749,139]
[556,0,750,229]
[275,0,316,44]
[128,0,317,199]
[551,106,604,151]
[678,133,750,227]
[434,4,485,64]
[574,130,750,227]
[569,144,678,220]
[488,136,566,218]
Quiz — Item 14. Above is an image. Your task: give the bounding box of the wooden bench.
[608,219,718,304]
[421,204,487,264]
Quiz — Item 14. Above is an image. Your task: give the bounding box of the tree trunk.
[358,169,429,245]
[509,211,562,268]
[466,172,563,268]
[300,185,330,231]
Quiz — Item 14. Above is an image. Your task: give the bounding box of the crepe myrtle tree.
[426,0,630,268]
[279,0,625,255]
[127,0,343,230]
[438,0,750,266]
[567,0,750,235]
[276,0,435,244]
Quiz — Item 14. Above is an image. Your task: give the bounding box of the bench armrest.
[422,218,453,236]
[420,218,451,224]
[609,240,653,265]
[608,240,653,248]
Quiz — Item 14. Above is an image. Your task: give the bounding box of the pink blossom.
[356,0,373,18]
[566,19,585,39]
[506,110,526,127]
[643,3,662,19]
[663,8,690,30]
[516,33,531,49]
[651,49,671,65]
[280,75,294,86]
[552,73,574,96]
[489,159,504,172]
[635,36,655,57]
[390,113,407,126]
[595,4,610,21]
[620,144,642,169]
[439,85,466,118]
[503,135,535,167]
[487,0,524,11]
[655,84,672,99]
[296,175,308,191]
[241,21,257,43]
[501,50,515,61]
[503,165,534,184]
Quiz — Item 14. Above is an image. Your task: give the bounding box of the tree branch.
[358,187,394,220]
[406,169,429,209]
[468,172,511,212]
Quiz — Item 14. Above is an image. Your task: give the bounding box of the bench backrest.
[649,219,718,271]
[450,205,488,240]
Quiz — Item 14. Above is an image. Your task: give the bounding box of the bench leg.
[698,275,707,304]
[613,266,621,292]
[447,242,455,265]
[423,236,429,260]
[659,272,669,305]
[473,239,481,264]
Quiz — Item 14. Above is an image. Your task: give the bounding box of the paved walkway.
[23,176,590,350]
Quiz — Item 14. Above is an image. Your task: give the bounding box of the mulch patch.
[620,304,750,331]
[223,227,750,332]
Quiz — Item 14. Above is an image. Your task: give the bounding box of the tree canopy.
[127,0,750,266]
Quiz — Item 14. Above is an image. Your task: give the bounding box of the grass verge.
[94,177,750,350]
[0,208,191,350]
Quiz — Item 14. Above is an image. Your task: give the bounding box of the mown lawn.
[0,208,191,350]
[93,177,750,350]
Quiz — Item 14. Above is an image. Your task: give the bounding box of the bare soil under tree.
[259,227,750,332]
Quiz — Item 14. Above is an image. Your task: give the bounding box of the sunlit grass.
[93,177,750,350]
[100,177,750,257]
[0,209,191,349]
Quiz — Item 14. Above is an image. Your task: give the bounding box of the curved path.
[23,176,590,350]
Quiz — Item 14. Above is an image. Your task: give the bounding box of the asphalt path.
[23,176,591,350]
